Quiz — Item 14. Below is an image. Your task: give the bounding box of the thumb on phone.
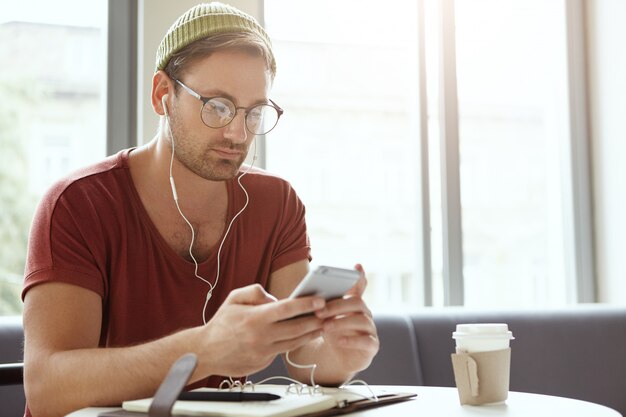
[346,264,367,297]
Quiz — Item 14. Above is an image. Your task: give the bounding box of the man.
[21,3,378,417]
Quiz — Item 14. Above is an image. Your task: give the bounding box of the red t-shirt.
[22,148,311,392]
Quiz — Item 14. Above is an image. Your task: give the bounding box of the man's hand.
[314,264,379,375]
[200,283,326,377]
[266,260,379,385]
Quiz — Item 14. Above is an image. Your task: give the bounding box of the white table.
[66,386,622,417]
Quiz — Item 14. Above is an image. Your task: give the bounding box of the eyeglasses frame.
[173,78,284,135]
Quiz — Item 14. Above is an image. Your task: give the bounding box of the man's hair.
[164,31,276,88]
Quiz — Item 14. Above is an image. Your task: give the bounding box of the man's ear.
[152,70,172,116]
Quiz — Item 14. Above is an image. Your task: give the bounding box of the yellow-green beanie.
[155,2,275,73]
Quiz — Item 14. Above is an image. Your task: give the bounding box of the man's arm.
[23,282,202,416]
[268,260,379,386]
[23,281,325,417]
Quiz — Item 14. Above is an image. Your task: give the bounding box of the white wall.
[586,0,626,303]
[137,0,263,145]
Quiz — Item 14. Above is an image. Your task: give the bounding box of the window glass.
[264,0,424,311]
[454,0,570,307]
[0,0,107,315]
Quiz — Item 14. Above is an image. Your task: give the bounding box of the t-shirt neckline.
[118,148,238,269]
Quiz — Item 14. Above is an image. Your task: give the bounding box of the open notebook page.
[122,384,380,417]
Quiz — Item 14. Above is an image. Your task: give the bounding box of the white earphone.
[161,94,169,115]
[161,89,256,324]
[162,94,180,202]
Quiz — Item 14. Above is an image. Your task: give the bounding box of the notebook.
[119,384,415,417]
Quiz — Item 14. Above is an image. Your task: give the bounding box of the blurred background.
[1,0,624,315]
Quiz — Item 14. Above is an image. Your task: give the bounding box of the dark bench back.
[0,316,25,417]
[408,306,626,416]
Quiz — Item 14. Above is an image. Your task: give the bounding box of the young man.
[21,3,378,417]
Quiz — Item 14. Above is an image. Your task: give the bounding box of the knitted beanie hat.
[155,2,275,73]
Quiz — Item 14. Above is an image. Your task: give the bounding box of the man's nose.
[223,109,248,143]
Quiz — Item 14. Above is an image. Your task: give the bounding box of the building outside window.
[0,0,107,315]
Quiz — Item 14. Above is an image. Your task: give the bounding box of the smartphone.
[288,265,360,301]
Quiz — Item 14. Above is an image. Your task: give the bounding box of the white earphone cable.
[165,102,256,324]
[203,140,255,324]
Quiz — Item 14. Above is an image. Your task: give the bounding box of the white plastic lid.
[452,323,514,339]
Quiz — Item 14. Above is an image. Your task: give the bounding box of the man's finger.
[316,296,371,319]
[259,296,325,322]
[322,313,376,335]
[227,284,277,305]
[345,264,367,297]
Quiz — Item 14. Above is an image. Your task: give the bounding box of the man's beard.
[179,147,247,181]
[167,111,250,181]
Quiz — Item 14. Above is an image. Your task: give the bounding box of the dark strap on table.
[99,353,198,417]
[148,353,198,417]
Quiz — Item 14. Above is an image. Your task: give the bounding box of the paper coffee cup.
[451,323,514,405]
[452,323,514,353]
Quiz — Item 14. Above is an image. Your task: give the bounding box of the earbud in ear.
[162,94,169,116]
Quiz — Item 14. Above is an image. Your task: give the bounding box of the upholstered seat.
[0,315,26,417]
[4,306,626,417]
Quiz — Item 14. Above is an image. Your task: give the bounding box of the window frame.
[434,0,595,305]
[107,0,138,154]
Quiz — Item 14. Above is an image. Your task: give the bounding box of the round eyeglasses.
[174,79,283,135]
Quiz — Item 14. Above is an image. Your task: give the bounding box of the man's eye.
[208,101,231,117]
[248,108,263,120]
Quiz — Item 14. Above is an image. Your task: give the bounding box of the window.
[264,0,424,311]
[264,0,592,309]
[0,0,108,315]
[454,0,575,307]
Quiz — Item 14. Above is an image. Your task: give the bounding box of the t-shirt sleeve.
[22,182,106,301]
[270,182,312,272]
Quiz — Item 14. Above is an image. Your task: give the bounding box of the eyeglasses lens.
[201,98,280,135]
